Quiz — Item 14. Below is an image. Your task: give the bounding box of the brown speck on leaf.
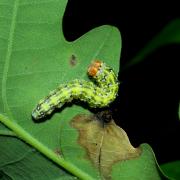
[70,113,142,179]
[69,54,77,66]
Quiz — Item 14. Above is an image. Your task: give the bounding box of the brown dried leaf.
[71,112,141,179]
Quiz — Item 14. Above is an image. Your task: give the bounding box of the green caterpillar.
[32,60,119,120]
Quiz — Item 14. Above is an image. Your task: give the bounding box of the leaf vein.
[2,0,19,117]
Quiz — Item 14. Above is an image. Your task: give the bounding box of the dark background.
[63,0,180,164]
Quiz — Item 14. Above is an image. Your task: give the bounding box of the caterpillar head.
[88,60,102,77]
[32,104,45,120]
[32,101,54,120]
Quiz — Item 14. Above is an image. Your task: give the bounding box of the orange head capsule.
[88,60,102,77]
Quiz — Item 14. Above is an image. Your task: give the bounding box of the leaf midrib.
[2,0,19,117]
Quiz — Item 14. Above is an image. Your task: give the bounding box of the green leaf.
[0,136,75,180]
[178,102,180,120]
[0,0,121,179]
[112,144,167,180]
[123,19,180,70]
[160,161,180,180]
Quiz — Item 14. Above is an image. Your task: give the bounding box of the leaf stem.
[0,114,94,180]
[0,129,17,137]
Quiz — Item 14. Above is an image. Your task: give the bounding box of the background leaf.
[178,102,180,120]
[119,18,180,179]
[0,0,121,179]
[0,136,75,180]
[123,19,180,70]
[160,161,180,180]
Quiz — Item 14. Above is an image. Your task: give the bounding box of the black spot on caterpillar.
[32,60,119,120]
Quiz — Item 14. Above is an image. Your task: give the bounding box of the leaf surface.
[0,1,168,179]
[160,161,180,180]
[0,136,75,180]
[0,0,120,179]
